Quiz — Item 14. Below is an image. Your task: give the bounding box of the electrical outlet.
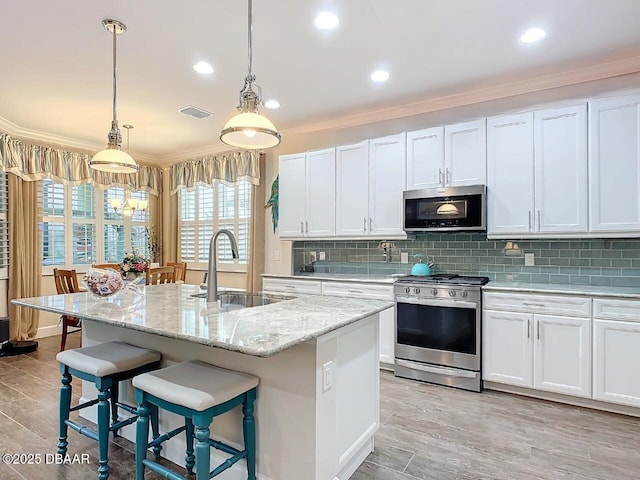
[319,251,326,261]
[309,251,317,262]
[524,253,535,266]
[322,361,333,392]
[401,252,409,264]
[274,250,281,261]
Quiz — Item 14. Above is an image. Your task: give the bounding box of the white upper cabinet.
[444,119,487,187]
[487,112,535,235]
[278,153,307,237]
[406,127,444,189]
[369,133,406,236]
[487,105,588,237]
[406,119,486,190]
[534,104,588,233]
[279,148,336,238]
[305,148,336,237]
[336,141,370,236]
[589,93,640,232]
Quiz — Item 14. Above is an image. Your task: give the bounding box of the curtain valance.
[0,132,162,195]
[169,151,261,194]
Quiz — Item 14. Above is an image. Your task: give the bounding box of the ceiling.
[2,0,640,165]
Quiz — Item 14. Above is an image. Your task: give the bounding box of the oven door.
[395,296,480,371]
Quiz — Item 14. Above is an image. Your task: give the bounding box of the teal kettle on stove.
[411,253,432,276]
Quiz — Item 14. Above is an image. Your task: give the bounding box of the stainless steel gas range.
[394,273,489,392]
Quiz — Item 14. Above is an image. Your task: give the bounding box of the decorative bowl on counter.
[83,268,125,297]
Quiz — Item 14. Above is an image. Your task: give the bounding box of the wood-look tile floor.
[1,335,639,480]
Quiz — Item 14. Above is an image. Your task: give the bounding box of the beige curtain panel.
[245,154,266,293]
[0,132,162,195]
[169,150,261,194]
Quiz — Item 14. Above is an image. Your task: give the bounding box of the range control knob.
[405,287,410,294]
[460,290,468,298]
[431,288,438,296]
[448,289,456,297]
[414,287,421,294]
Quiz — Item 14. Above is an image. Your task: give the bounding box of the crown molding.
[0,115,158,165]
[154,142,238,168]
[283,54,640,136]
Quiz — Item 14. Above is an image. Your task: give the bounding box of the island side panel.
[80,319,320,480]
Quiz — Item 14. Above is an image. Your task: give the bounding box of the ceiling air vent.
[178,105,213,119]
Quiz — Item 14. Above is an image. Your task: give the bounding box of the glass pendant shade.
[91,147,137,174]
[220,111,281,149]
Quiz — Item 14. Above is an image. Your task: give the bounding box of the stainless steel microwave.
[403,185,486,232]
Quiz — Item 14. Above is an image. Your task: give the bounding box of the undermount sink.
[190,291,294,308]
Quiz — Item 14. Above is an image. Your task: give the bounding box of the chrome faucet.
[206,229,239,302]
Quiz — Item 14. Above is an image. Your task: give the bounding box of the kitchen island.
[14,284,393,480]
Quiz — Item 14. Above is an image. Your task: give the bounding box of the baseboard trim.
[35,324,62,339]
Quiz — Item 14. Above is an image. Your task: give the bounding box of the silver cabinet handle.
[537,210,541,230]
[445,168,450,185]
[528,211,532,231]
[369,217,373,232]
[537,320,541,340]
[363,217,367,233]
[305,220,308,234]
[300,220,304,234]
[527,318,530,338]
[438,168,443,185]
[523,302,544,307]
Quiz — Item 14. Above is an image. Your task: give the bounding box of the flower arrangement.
[121,250,149,275]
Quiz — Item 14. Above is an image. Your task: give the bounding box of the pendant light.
[220,0,281,149]
[89,19,138,174]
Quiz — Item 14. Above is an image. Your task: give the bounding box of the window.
[0,172,8,279]
[178,181,251,271]
[40,180,150,272]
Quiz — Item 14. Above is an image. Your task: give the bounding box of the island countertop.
[12,284,393,357]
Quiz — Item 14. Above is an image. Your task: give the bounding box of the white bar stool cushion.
[56,342,161,377]
[132,360,259,412]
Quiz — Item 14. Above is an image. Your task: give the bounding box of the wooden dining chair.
[145,266,176,285]
[53,268,82,351]
[167,262,187,282]
[92,263,121,271]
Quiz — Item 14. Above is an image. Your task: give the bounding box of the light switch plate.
[319,252,326,260]
[524,253,535,266]
[274,250,281,261]
[401,252,409,264]
[322,361,333,392]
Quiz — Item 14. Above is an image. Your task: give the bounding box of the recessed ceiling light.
[371,70,390,82]
[193,61,214,75]
[264,99,280,109]
[520,27,547,44]
[314,11,339,30]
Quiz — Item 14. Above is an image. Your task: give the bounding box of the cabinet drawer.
[262,278,322,295]
[321,282,394,300]
[593,298,640,322]
[483,292,591,317]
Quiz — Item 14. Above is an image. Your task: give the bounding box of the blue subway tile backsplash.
[292,234,640,287]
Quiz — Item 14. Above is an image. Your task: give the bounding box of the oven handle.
[396,296,478,309]
[396,359,478,379]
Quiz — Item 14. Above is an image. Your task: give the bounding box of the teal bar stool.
[56,342,162,480]
[132,360,259,480]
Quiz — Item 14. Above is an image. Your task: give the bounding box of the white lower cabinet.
[262,277,322,295]
[593,299,640,407]
[483,292,592,398]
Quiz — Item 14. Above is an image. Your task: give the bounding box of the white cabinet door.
[279,153,307,238]
[305,148,336,237]
[379,307,395,366]
[534,105,588,233]
[589,94,640,232]
[483,310,533,387]
[487,113,535,235]
[406,127,444,190]
[533,314,591,398]
[444,119,486,187]
[593,319,640,407]
[336,142,370,236]
[369,133,406,236]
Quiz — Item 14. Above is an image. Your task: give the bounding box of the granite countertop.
[484,281,640,299]
[262,273,399,284]
[12,284,393,357]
